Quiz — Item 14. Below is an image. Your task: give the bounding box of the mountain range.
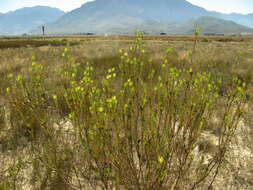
[1,0,253,35]
[0,6,65,35]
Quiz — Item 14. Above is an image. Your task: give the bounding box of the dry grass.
[0,34,252,190]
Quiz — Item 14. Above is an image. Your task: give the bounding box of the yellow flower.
[16,75,22,82]
[98,107,104,113]
[106,74,112,80]
[6,87,10,94]
[158,156,164,164]
[52,95,57,100]
[68,113,75,119]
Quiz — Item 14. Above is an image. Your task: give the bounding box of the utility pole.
[42,26,45,36]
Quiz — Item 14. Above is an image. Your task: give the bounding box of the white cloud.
[187,0,253,14]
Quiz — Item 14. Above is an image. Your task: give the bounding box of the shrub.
[2,34,246,189]
[5,57,52,140]
[201,38,209,43]
[61,36,245,189]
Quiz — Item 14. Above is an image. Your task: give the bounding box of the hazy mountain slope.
[0,6,65,35]
[32,0,253,35]
[34,15,145,34]
[180,16,253,34]
[41,0,208,30]
[0,13,4,30]
[104,16,253,35]
[218,13,253,28]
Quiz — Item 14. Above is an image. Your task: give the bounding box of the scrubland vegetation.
[0,33,253,189]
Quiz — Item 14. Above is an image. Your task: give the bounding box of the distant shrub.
[201,38,209,42]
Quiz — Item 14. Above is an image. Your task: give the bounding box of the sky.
[0,0,253,14]
[188,0,253,14]
[0,0,92,13]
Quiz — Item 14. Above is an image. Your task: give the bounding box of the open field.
[0,34,253,190]
[1,34,253,49]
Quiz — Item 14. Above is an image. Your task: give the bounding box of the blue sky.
[0,0,253,14]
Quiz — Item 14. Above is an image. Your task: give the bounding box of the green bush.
[6,57,52,139]
[61,37,245,189]
[2,34,246,189]
[201,38,209,43]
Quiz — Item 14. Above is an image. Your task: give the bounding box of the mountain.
[33,0,253,35]
[98,16,253,35]
[218,13,253,28]
[189,16,253,34]
[34,0,208,34]
[0,6,65,35]
[172,16,253,35]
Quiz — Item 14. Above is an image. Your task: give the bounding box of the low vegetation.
[0,38,79,49]
[0,33,252,189]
